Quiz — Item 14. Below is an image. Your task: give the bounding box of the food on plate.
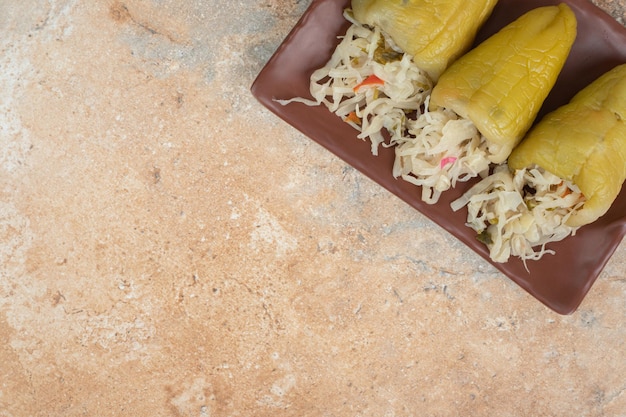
[430,4,577,164]
[276,0,497,155]
[393,4,577,203]
[509,63,626,228]
[351,0,498,82]
[392,100,491,203]
[451,63,626,263]
[276,8,433,155]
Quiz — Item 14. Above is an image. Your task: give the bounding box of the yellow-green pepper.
[508,63,626,228]
[429,4,577,163]
[351,0,498,82]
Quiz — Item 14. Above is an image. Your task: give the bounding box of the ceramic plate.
[251,0,626,314]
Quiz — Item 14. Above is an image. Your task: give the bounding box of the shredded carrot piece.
[353,74,384,93]
[557,181,572,198]
[343,111,361,125]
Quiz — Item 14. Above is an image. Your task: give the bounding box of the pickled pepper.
[508,63,626,228]
[429,4,577,163]
[351,0,498,82]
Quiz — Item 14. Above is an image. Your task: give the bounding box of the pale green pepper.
[508,63,626,228]
[429,4,577,163]
[351,0,498,82]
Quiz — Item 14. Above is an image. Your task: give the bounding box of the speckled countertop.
[1,1,625,416]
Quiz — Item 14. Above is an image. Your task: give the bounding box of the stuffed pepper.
[451,63,626,263]
[393,4,577,203]
[351,0,498,82]
[278,0,498,154]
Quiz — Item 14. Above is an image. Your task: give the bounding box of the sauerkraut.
[392,97,492,204]
[276,9,432,155]
[451,164,586,264]
[277,9,496,204]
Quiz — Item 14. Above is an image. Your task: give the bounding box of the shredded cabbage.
[451,164,586,264]
[276,9,432,155]
[276,9,497,205]
[392,97,492,204]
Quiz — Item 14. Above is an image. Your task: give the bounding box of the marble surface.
[1,1,625,416]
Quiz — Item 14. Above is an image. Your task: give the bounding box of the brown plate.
[251,0,626,314]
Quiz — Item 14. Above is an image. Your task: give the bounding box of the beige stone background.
[1,0,625,416]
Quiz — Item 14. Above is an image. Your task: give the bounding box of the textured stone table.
[1,1,625,416]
